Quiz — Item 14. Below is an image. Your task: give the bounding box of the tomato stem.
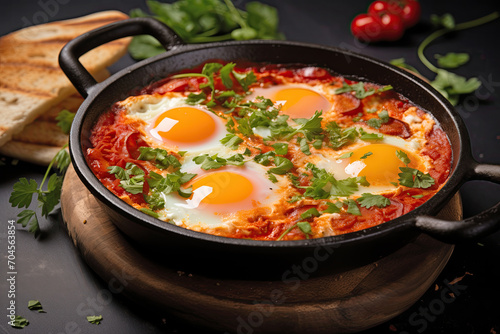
[417,12,499,74]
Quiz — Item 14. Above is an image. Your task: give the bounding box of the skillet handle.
[59,17,182,98]
[415,161,500,243]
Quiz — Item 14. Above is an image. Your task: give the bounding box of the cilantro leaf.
[325,122,359,149]
[300,208,320,219]
[396,150,411,165]
[330,177,366,197]
[39,174,63,217]
[254,151,275,166]
[338,152,353,159]
[193,154,227,170]
[322,202,341,214]
[334,82,392,99]
[237,117,254,137]
[296,221,312,238]
[359,128,384,141]
[186,91,207,105]
[298,137,311,155]
[398,167,435,189]
[357,193,391,208]
[108,163,145,194]
[17,210,40,237]
[28,300,45,313]
[271,143,288,155]
[54,148,70,173]
[220,133,243,150]
[430,13,455,29]
[360,152,372,159]
[345,199,361,216]
[9,178,38,208]
[137,147,181,170]
[226,153,246,166]
[269,156,293,175]
[232,70,257,91]
[55,109,75,135]
[87,315,103,325]
[435,53,470,69]
[220,62,236,89]
[10,315,29,329]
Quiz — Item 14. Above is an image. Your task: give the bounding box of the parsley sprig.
[394,12,499,105]
[9,146,70,237]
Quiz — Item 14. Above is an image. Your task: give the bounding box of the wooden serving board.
[60,165,460,333]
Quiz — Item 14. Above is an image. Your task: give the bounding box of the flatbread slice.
[0,10,131,148]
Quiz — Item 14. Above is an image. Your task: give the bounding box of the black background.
[1,0,499,333]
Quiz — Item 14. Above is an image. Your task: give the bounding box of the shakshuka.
[86,62,452,240]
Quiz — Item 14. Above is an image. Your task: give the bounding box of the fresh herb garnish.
[398,167,435,189]
[220,133,243,150]
[128,0,284,60]
[137,147,182,170]
[269,156,293,175]
[360,152,373,159]
[300,208,321,219]
[28,300,45,313]
[87,315,103,325]
[396,150,411,165]
[108,163,145,194]
[10,315,29,329]
[271,143,288,155]
[277,221,312,240]
[345,199,362,216]
[359,128,384,141]
[322,201,342,214]
[419,12,498,105]
[434,52,470,69]
[357,193,391,208]
[9,143,70,237]
[334,81,393,99]
[55,109,75,135]
[325,122,359,149]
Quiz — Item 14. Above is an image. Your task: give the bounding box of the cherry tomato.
[351,12,404,42]
[350,13,384,42]
[378,12,405,41]
[368,0,421,28]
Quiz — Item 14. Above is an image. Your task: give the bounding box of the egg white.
[155,160,286,229]
[119,93,228,154]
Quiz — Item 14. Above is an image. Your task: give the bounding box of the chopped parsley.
[357,193,391,208]
[87,315,103,325]
[108,163,145,194]
[398,167,435,189]
[28,300,45,313]
[137,147,181,170]
[334,81,393,99]
[220,133,244,150]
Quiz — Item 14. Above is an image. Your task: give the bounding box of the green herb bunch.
[128,0,285,60]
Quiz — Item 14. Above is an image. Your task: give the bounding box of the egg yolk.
[271,88,331,118]
[150,106,216,144]
[190,171,254,205]
[348,144,421,186]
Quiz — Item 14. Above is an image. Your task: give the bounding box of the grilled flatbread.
[0,10,131,149]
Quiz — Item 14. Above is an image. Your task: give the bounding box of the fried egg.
[310,132,429,196]
[119,93,227,152]
[156,161,284,230]
[247,83,333,118]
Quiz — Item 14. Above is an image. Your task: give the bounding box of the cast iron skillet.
[59,18,500,272]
